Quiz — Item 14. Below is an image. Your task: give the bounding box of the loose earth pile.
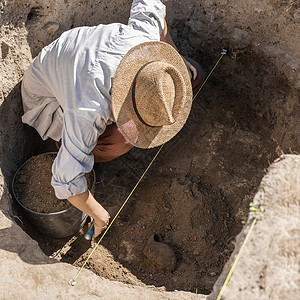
[14,153,93,213]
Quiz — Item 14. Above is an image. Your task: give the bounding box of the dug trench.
[13,50,290,295]
[4,0,299,297]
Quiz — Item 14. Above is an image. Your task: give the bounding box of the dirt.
[1,0,300,299]
[14,153,94,213]
[20,89,277,294]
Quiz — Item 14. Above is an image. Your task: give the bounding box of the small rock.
[165,224,172,230]
[219,0,227,5]
[231,28,251,48]
[294,11,300,22]
[44,22,60,34]
[17,174,27,184]
[1,41,10,59]
[143,235,177,272]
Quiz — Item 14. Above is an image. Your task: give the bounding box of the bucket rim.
[12,151,95,216]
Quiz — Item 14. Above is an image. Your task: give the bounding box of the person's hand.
[182,56,198,80]
[67,190,110,239]
[160,19,197,81]
[89,211,110,239]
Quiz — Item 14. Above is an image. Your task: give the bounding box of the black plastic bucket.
[12,152,95,238]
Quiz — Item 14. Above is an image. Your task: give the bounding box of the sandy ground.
[210,155,300,300]
[1,155,299,299]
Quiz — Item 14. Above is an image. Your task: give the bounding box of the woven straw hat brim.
[111,41,193,149]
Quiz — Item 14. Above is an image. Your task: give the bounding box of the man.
[21,0,204,238]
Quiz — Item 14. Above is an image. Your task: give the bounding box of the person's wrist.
[93,221,107,230]
[91,211,110,228]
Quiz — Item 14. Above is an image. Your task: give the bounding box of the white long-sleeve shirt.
[21,0,166,199]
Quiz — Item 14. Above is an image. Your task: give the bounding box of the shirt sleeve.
[51,112,105,199]
[128,0,166,37]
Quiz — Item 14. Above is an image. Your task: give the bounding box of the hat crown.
[134,61,186,127]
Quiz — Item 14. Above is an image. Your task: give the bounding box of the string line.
[216,216,258,300]
[193,51,226,101]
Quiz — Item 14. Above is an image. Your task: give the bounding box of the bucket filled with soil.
[12,152,95,238]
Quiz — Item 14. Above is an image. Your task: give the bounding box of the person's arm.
[51,113,109,239]
[68,190,109,238]
[160,19,178,50]
[160,19,197,80]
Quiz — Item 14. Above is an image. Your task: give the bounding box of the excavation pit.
[1,0,299,298]
[19,61,278,294]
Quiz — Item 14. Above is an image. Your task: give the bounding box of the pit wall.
[0,0,299,299]
[209,154,300,299]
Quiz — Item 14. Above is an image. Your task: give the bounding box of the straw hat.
[111,41,193,149]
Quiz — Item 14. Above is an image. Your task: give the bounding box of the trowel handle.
[84,223,94,240]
